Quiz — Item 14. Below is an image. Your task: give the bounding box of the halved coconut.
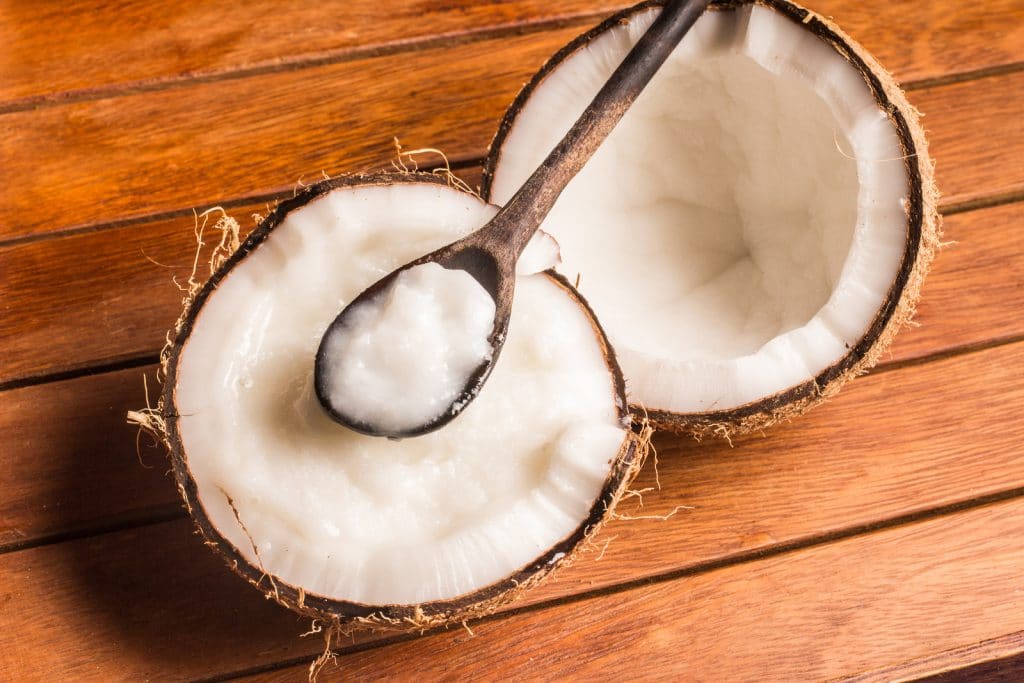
[158,174,642,629]
[484,0,939,437]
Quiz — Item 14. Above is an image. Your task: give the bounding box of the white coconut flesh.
[489,3,914,415]
[171,181,630,607]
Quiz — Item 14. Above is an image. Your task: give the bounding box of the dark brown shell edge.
[158,172,646,631]
[480,0,940,439]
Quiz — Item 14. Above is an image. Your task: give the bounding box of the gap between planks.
[3,148,1018,252]
[870,332,1024,378]
[903,59,1024,93]
[0,353,160,394]
[842,630,1024,682]
[0,504,183,556]
[941,188,1024,216]
[0,157,484,251]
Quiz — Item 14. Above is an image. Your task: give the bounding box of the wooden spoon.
[316,0,711,438]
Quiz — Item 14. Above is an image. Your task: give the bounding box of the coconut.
[483,0,940,437]
[147,173,644,632]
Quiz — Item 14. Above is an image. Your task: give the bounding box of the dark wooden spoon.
[316,0,711,438]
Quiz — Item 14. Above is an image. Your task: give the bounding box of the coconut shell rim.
[159,172,644,629]
[480,0,940,438]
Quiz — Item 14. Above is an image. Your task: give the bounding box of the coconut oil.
[318,261,495,434]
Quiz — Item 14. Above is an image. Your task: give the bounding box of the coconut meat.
[173,182,627,606]
[490,4,909,413]
[319,262,496,434]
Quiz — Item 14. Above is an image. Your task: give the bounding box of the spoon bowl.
[315,237,512,439]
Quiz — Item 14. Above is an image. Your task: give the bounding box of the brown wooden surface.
[2,1,1024,246]
[241,498,1024,682]
[2,1,1023,681]
[1,0,1019,107]
[3,341,1024,680]
[0,1,631,107]
[846,631,1024,682]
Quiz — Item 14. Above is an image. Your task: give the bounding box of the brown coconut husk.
[481,0,941,440]
[130,172,650,639]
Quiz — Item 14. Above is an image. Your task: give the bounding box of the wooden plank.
[914,72,1024,210]
[0,366,178,551]
[849,0,1024,86]
[2,185,1019,389]
[0,164,476,387]
[844,631,1024,682]
[507,340,1024,594]
[885,200,1024,365]
[0,27,579,244]
[2,1,1021,108]
[243,498,1024,682]
[0,518,309,682]
[0,21,1022,244]
[0,1,632,107]
[2,340,1023,679]
[0,207,250,386]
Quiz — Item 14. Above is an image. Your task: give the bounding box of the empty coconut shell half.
[483,0,940,438]
[153,174,644,630]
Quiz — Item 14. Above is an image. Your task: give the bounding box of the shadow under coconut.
[45,394,320,678]
[13,367,180,549]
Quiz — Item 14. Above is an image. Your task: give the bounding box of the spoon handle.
[482,0,711,258]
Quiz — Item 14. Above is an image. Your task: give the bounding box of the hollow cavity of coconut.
[484,0,939,437]
[161,174,640,630]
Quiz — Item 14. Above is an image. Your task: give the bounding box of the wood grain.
[2,1,1021,108]
[0,1,632,107]
[0,27,580,244]
[245,497,1024,682]
[0,366,178,551]
[2,187,1018,389]
[0,208,251,386]
[0,519,309,682]
[2,340,1024,679]
[2,2,1023,680]
[886,200,1024,364]
[0,16,1022,244]
[915,71,1024,209]
[845,631,1024,682]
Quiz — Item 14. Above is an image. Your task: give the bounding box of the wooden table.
[2,1,1024,680]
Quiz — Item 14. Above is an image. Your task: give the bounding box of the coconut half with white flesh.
[158,174,641,629]
[484,0,940,436]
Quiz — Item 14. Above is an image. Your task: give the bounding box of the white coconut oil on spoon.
[318,262,496,435]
